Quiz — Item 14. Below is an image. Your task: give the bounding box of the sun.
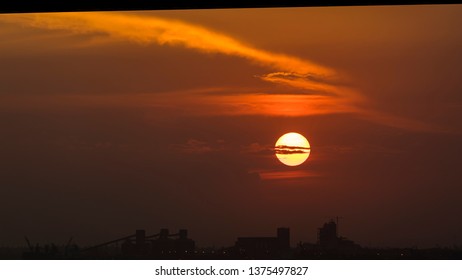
[275,132,311,166]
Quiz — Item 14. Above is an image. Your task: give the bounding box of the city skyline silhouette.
[3,219,459,260]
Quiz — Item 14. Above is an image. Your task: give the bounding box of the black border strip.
[1,1,462,14]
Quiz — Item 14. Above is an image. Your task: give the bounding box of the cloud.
[275,145,311,150]
[170,139,225,154]
[0,12,446,132]
[258,170,320,181]
[241,142,274,155]
[274,145,311,155]
[242,143,311,155]
[1,12,333,77]
[257,72,350,94]
[0,13,344,101]
[275,150,310,155]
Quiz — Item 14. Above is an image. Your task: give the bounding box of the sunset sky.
[1,5,462,248]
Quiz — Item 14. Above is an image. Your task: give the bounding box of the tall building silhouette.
[318,220,339,248]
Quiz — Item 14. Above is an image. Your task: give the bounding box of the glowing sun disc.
[275,132,311,166]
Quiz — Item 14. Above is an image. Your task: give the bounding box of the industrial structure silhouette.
[6,219,461,260]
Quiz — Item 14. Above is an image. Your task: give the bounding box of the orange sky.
[1,9,455,132]
[1,6,462,248]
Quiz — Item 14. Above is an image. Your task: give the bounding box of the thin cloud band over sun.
[1,12,444,132]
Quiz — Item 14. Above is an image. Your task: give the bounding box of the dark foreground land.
[4,221,462,260]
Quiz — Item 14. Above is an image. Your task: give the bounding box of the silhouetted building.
[235,227,291,259]
[15,222,462,260]
[84,228,195,259]
[318,220,339,248]
[294,219,362,258]
[151,228,194,257]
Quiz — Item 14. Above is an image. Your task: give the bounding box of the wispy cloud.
[0,12,446,132]
[274,145,311,155]
[1,12,333,76]
[258,170,320,181]
[170,139,226,154]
